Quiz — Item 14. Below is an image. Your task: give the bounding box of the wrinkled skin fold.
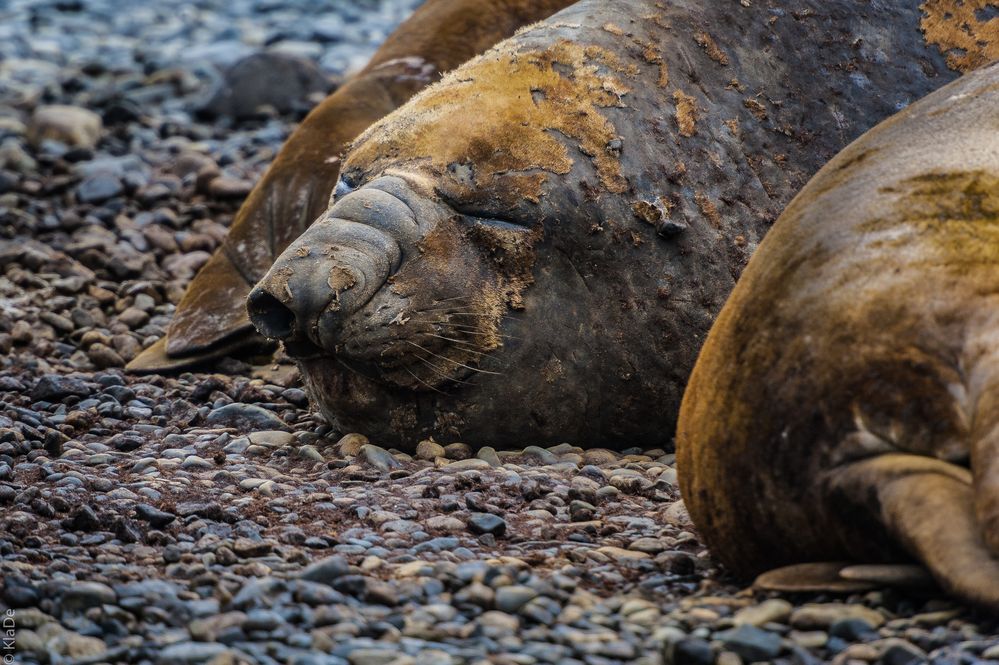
[677,63,999,611]
[248,0,993,449]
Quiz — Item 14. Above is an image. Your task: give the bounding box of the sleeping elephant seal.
[247,0,995,448]
[127,0,576,372]
[677,62,999,610]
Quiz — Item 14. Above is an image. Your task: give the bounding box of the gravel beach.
[1,1,998,664]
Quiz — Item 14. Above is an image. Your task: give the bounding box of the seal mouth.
[276,288,505,392]
[332,302,504,390]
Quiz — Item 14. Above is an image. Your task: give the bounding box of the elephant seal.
[246,0,992,449]
[127,0,576,372]
[677,62,999,609]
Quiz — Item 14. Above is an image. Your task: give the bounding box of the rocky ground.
[1,1,998,664]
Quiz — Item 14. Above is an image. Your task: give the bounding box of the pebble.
[733,599,793,626]
[713,624,783,662]
[77,173,124,204]
[791,603,886,630]
[360,443,402,471]
[156,642,233,665]
[446,458,491,471]
[205,403,287,430]
[27,105,102,149]
[495,585,538,613]
[415,438,445,460]
[467,512,506,536]
[61,581,116,610]
[300,555,350,585]
[202,52,329,119]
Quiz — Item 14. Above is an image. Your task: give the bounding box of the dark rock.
[76,172,123,204]
[881,642,928,665]
[200,52,330,120]
[299,555,350,585]
[714,624,783,662]
[69,505,101,532]
[359,444,401,472]
[331,574,367,597]
[205,403,287,430]
[2,581,39,608]
[468,513,506,537]
[830,618,879,642]
[61,581,117,611]
[115,518,142,544]
[175,502,225,521]
[669,638,714,665]
[229,577,286,611]
[135,503,176,527]
[32,375,90,401]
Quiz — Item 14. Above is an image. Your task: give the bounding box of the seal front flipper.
[126,332,272,374]
[826,453,999,610]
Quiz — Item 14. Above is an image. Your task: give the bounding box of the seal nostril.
[247,290,296,340]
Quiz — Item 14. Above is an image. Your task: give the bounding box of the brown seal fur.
[246,0,997,449]
[127,0,576,372]
[677,62,999,610]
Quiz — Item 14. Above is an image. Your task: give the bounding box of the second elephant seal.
[677,62,999,610]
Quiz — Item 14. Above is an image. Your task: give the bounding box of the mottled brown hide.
[921,0,999,72]
[677,64,999,610]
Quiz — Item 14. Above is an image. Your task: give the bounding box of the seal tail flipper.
[827,453,999,611]
[754,562,878,593]
[971,424,999,554]
[754,561,934,593]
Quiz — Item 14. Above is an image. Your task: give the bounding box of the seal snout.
[247,216,401,351]
[247,180,421,352]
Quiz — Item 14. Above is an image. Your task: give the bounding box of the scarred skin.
[128,0,576,371]
[248,0,992,449]
[677,63,999,610]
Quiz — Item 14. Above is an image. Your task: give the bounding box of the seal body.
[128,0,576,372]
[248,0,986,448]
[677,63,999,609]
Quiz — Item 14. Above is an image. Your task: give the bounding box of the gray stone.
[156,642,233,665]
[77,173,124,204]
[61,581,116,611]
[360,444,401,471]
[467,513,506,536]
[713,625,783,662]
[494,585,538,613]
[201,52,329,119]
[300,555,350,585]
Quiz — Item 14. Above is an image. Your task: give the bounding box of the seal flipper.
[971,424,999,554]
[828,453,999,610]
[126,332,273,374]
[754,561,933,593]
[125,247,266,373]
[754,562,876,593]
